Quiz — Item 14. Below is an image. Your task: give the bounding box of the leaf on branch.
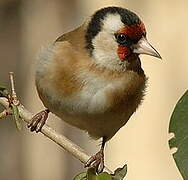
[0,85,9,97]
[73,168,113,180]
[111,164,127,180]
[73,172,87,180]
[169,90,188,179]
[12,104,22,131]
[96,172,112,180]
[87,168,97,180]
[87,168,112,180]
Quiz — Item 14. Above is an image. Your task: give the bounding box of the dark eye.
[115,34,131,46]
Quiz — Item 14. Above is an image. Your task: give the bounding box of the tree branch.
[0,97,112,173]
[0,72,112,173]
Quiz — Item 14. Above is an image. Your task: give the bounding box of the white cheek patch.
[92,31,128,72]
[102,13,124,33]
[91,13,128,72]
[92,32,120,69]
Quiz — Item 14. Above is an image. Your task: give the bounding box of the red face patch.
[117,45,130,61]
[118,22,146,40]
[117,22,146,60]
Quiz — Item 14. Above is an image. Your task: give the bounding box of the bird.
[28,6,161,173]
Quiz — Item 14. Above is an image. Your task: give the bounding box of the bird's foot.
[28,109,49,133]
[85,148,104,173]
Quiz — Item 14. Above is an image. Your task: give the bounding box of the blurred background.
[0,0,187,179]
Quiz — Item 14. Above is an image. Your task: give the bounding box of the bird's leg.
[28,109,50,133]
[85,137,106,173]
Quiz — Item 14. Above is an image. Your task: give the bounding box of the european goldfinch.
[28,6,161,173]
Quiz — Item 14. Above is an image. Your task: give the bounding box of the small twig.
[9,72,22,130]
[9,72,19,106]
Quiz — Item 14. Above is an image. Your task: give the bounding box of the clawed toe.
[28,109,49,133]
[85,149,104,173]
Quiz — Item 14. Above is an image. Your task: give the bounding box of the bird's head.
[85,7,161,71]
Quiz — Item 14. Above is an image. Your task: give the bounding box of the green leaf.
[0,85,7,91]
[96,173,112,180]
[73,165,127,180]
[112,164,127,180]
[0,85,9,97]
[87,168,97,180]
[169,90,188,179]
[12,104,22,131]
[73,172,87,180]
[86,168,112,180]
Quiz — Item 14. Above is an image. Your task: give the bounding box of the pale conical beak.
[133,37,162,59]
